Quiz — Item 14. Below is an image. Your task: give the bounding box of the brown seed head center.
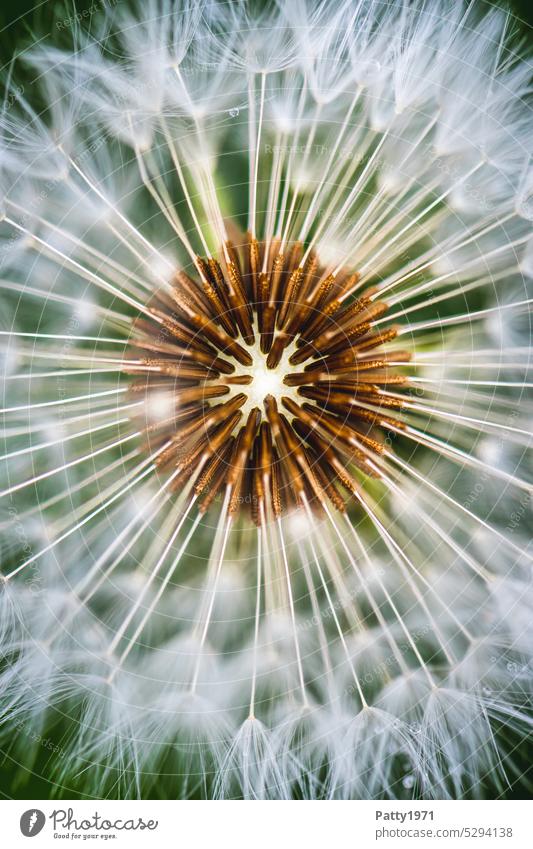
[129,235,411,523]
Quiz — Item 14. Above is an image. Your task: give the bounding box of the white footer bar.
[3,799,531,848]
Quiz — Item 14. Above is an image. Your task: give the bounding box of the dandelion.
[0,0,532,799]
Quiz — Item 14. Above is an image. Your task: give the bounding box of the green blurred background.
[1,0,533,54]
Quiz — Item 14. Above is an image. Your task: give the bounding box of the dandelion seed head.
[0,0,531,801]
[131,238,409,520]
